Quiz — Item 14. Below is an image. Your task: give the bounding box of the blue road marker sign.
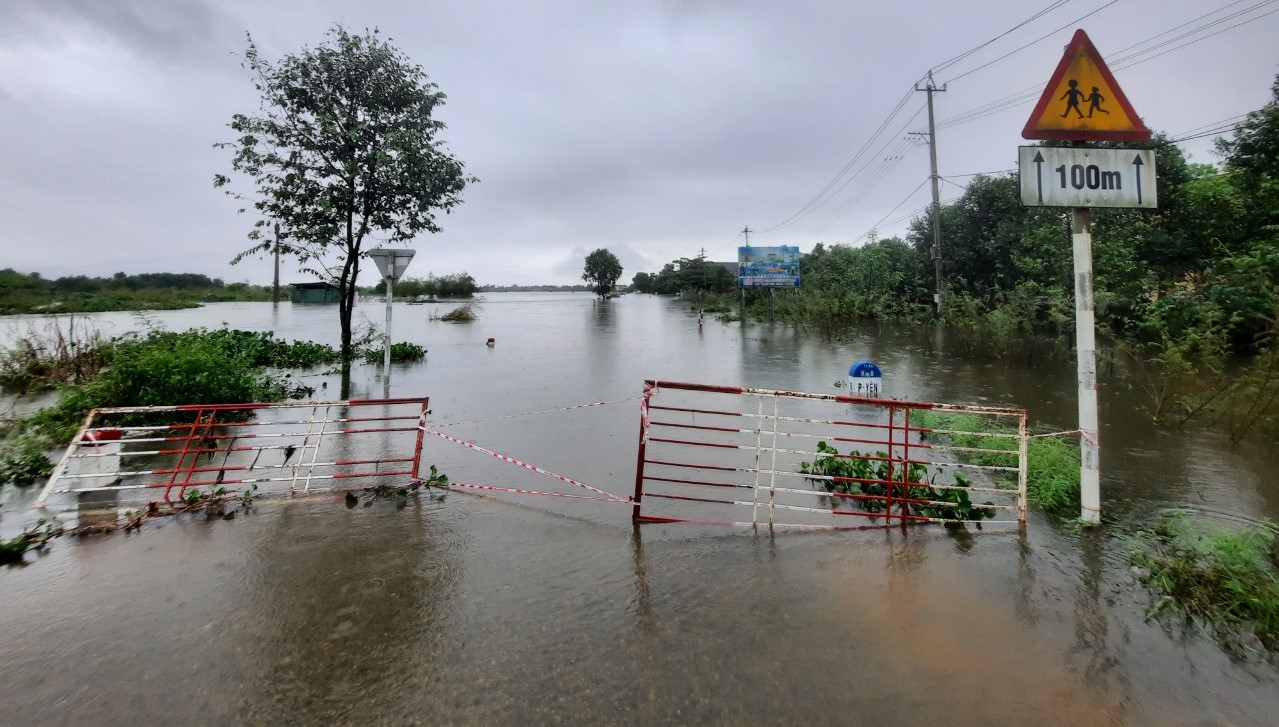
[848,361,883,397]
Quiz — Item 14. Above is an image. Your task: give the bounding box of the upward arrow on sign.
[1133,153,1144,204]
[1023,29,1150,142]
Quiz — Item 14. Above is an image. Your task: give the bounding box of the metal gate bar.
[632,380,1028,529]
[36,398,429,508]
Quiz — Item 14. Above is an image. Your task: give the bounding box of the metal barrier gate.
[632,381,1028,529]
[35,398,428,508]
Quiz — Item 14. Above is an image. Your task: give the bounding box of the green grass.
[913,410,1080,513]
[1130,514,1279,654]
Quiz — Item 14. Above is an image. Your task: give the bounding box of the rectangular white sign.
[1018,146,1157,208]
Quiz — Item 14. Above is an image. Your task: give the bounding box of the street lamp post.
[367,248,416,394]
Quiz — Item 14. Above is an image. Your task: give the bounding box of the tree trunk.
[337,236,359,400]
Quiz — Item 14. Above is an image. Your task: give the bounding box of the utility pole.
[741,226,751,246]
[916,71,946,315]
[272,223,281,305]
[740,226,751,315]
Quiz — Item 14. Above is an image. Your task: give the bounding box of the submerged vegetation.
[0,317,112,393]
[912,411,1080,514]
[1130,514,1279,655]
[362,341,426,364]
[0,323,429,487]
[799,440,998,526]
[434,302,478,323]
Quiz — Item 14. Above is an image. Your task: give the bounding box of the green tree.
[1217,73,1279,234]
[630,271,656,293]
[582,248,623,299]
[214,25,474,394]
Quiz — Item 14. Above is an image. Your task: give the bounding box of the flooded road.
[2,294,1278,725]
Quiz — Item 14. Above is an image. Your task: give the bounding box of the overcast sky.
[1,0,1275,286]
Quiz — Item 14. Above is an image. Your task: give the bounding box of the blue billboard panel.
[738,246,801,287]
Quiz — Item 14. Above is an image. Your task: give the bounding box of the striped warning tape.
[433,397,640,428]
[447,482,628,503]
[419,426,630,503]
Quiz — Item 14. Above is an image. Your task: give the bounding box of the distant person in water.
[1060,79,1085,119]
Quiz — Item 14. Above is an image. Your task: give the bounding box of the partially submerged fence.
[35,384,1030,532]
[632,381,1027,529]
[35,398,428,508]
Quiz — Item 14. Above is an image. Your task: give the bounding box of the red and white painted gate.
[631,380,1027,529]
[35,398,428,508]
[36,383,1029,533]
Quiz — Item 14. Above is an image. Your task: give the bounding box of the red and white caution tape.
[447,482,627,502]
[433,397,639,428]
[419,426,630,503]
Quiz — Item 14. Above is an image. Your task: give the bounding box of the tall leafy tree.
[214,26,474,392]
[1217,74,1279,233]
[582,248,623,299]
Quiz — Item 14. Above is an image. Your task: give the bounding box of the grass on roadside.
[1129,514,1279,655]
[913,410,1079,513]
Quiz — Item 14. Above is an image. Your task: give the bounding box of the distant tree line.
[374,273,479,298]
[630,253,736,295]
[1,269,231,293]
[480,284,591,292]
[0,269,267,314]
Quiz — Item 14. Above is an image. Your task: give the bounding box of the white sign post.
[1019,147,1156,209]
[1021,29,1155,525]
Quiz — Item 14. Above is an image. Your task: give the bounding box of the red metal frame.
[632,380,1027,529]
[37,398,429,507]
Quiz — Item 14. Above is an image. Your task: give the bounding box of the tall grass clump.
[0,317,112,394]
[1130,514,1279,654]
[26,330,316,444]
[913,410,1079,513]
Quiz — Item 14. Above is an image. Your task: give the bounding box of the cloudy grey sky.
[1,0,1276,286]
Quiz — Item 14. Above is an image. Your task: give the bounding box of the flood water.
[2,294,1278,725]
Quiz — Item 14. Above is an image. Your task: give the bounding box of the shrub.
[361,341,426,364]
[1130,514,1279,654]
[28,330,312,444]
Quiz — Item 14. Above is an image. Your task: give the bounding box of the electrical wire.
[943,0,1120,84]
[755,86,916,233]
[931,0,1076,75]
[845,178,929,244]
[793,103,929,244]
[931,0,1279,132]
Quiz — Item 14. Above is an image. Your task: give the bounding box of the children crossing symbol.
[1023,29,1149,142]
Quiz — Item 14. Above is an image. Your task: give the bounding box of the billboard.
[738,246,801,287]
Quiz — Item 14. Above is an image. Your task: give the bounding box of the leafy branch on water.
[799,441,998,526]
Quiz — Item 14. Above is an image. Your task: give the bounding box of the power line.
[847,177,929,244]
[1110,0,1277,66]
[1113,4,1279,71]
[931,0,1279,132]
[942,0,1120,84]
[793,104,929,245]
[945,168,1017,178]
[756,86,916,233]
[931,0,1077,74]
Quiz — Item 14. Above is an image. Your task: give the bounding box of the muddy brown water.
[2,294,1277,725]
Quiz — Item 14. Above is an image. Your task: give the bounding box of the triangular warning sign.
[1022,29,1150,141]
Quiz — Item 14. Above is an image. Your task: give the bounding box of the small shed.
[290,281,341,305]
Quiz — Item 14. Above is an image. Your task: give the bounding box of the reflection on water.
[3,294,1279,725]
